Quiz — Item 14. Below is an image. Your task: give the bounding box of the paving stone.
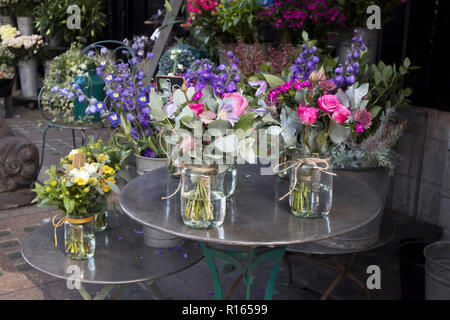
[23,224,41,233]
[0,268,3,276]
[0,239,20,248]
[0,229,12,237]
[14,262,32,272]
[6,250,22,260]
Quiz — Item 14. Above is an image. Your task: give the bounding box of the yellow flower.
[103,165,115,175]
[74,177,87,186]
[102,183,110,193]
[87,152,91,156]
[83,187,90,193]
[65,191,70,195]
[98,153,109,162]
[62,178,66,184]
[89,177,98,186]
[98,139,103,143]
[78,148,83,153]
[50,181,57,186]
[107,176,115,184]
[75,195,80,199]
[46,187,51,192]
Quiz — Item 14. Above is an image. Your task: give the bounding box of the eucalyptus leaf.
[329,124,351,144]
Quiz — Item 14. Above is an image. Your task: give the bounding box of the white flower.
[84,162,98,175]
[177,64,183,70]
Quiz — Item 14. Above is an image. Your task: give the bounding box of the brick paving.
[0,107,404,300]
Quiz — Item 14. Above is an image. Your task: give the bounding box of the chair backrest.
[82,40,137,72]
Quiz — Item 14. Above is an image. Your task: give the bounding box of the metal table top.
[21,210,204,285]
[120,164,382,247]
[286,216,396,255]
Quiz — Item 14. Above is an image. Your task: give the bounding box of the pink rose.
[188,103,204,117]
[317,94,341,113]
[297,104,319,125]
[222,92,248,117]
[332,104,351,124]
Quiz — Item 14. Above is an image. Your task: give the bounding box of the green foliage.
[215,0,263,43]
[34,0,107,44]
[41,43,95,123]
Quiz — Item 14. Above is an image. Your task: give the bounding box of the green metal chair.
[37,40,136,177]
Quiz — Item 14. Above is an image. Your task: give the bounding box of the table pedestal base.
[199,242,287,300]
[77,280,166,300]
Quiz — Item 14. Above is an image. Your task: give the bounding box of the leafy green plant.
[214,0,263,43]
[41,43,95,123]
[34,0,107,45]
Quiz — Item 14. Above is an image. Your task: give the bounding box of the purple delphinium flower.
[290,44,319,81]
[332,29,365,86]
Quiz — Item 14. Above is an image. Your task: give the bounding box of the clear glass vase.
[95,209,107,232]
[181,164,229,229]
[64,216,96,260]
[288,151,333,218]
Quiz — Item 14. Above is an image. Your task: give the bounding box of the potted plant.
[34,0,107,46]
[1,33,44,97]
[42,43,99,123]
[257,0,347,46]
[32,149,120,260]
[0,46,16,97]
[12,0,37,35]
[0,0,17,26]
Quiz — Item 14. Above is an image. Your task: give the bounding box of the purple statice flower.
[86,104,98,115]
[87,51,95,57]
[100,47,109,55]
[332,29,365,86]
[290,44,319,82]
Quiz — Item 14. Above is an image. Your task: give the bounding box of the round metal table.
[21,210,204,300]
[119,164,382,300]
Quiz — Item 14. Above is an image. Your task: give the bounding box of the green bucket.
[73,67,105,122]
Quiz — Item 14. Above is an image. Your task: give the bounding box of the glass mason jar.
[288,150,333,218]
[224,164,237,197]
[95,209,107,232]
[181,164,232,229]
[64,215,96,260]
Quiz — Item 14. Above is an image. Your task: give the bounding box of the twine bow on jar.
[51,214,94,247]
[273,157,336,201]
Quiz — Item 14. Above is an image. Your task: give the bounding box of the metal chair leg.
[72,129,76,149]
[81,129,86,146]
[38,124,50,178]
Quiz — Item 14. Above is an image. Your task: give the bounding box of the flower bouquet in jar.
[32,149,120,259]
[150,80,258,229]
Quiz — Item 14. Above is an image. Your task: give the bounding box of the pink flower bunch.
[187,0,218,15]
[267,80,311,105]
[297,104,319,125]
[317,94,351,124]
[260,0,347,31]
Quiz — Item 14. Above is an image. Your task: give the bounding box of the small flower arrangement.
[0,46,16,80]
[33,150,120,216]
[33,146,120,259]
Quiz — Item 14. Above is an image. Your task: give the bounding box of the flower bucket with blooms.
[80,36,168,160]
[32,147,120,260]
